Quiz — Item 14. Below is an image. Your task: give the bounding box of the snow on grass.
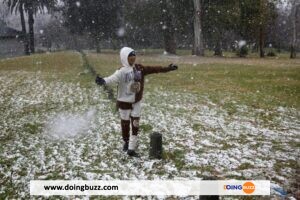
[0,70,299,199]
[44,108,96,140]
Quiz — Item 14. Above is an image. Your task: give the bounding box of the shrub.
[237,45,249,57]
[267,49,277,57]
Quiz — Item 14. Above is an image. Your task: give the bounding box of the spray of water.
[44,109,96,140]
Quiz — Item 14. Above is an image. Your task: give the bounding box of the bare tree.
[290,0,300,58]
[0,2,9,22]
[259,0,265,57]
[193,0,204,56]
[160,0,176,54]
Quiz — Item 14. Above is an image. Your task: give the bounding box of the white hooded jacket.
[104,47,136,103]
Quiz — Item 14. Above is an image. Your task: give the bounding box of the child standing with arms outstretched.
[96,47,178,157]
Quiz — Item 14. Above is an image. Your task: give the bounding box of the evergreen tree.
[203,0,240,56]
[239,0,278,57]
[62,0,120,52]
[160,0,177,54]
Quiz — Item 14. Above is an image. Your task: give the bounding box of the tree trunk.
[19,4,29,55]
[259,0,265,58]
[96,36,101,53]
[163,29,176,54]
[72,35,80,51]
[290,3,299,59]
[214,32,222,56]
[259,26,265,57]
[96,43,101,53]
[117,0,126,46]
[214,41,222,56]
[161,0,176,55]
[277,42,281,53]
[28,6,35,54]
[193,0,204,56]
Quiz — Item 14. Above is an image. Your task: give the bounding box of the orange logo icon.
[243,182,255,194]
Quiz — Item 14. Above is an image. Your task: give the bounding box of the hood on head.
[120,47,135,67]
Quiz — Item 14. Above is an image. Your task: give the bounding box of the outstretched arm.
[95,69,121,86]
[142,64,178,75]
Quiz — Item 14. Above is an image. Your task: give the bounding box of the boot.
[123,141,128,151]
[127,149,139,157]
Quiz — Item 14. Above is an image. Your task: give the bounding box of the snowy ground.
[0,67,299,199]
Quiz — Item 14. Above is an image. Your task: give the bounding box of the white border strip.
[30,180,270,196]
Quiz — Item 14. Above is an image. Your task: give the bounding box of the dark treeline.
[3,0,300,58]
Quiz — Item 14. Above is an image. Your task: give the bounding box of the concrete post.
[149,132,163,159]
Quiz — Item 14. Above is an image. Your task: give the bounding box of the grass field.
[0,50,299,199]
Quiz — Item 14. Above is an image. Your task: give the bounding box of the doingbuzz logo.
[224,182,255,194]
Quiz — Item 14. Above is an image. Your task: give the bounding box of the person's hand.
[168,63,178,71]
[95,75,106,85]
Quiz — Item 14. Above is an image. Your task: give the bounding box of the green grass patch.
[140,123,153,132]
[87,51,300,109]
[192,123,204,131]
[163,149,186,170]
[0,51,94,86]
[237,162,254,170]
[221,142,236,150]
[0,51,81,73]
[23,122,43,134]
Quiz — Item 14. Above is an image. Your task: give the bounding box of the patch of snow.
[44,109,96,140]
